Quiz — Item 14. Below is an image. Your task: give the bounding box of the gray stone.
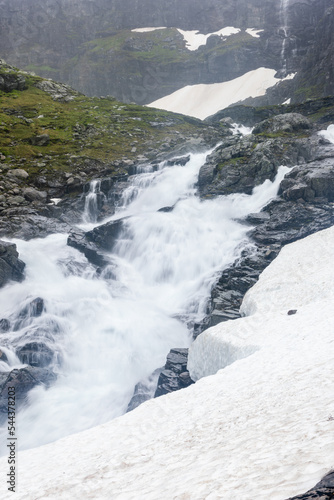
[253,113,312,135]
[23,187,47,202]
[7,169,29,179]
[0,240,25,288]
[30,134,50,146]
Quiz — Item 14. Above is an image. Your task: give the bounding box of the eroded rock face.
[67,218,125,267]
[253,113,312,135]
[198,128,315,198]
[0,69,26,93]
[155,348,194,398]
[0,240,25,288]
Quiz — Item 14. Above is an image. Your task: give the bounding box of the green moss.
[0,65,213,186]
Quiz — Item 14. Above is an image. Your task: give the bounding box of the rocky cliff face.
[0,0,332,105]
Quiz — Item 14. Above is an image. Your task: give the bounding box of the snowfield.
[1,226,333,499]
[147,68,284,119]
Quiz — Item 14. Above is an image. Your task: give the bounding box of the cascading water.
[0,148,290,454]
[279,0,290,74]
[82,179,104,223]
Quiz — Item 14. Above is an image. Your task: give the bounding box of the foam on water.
[0,149,289,452]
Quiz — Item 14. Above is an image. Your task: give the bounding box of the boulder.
[23,187,48,203]
[67,228,110,268]
[29,134,50,146]
[18,297,45,319]
[0,319,10,333]
[0,240,25,288]
[0,366,56,418]
[7,168,29,179]
[0,72,26,92]
[16,342,54,368]
[84,218,125,250]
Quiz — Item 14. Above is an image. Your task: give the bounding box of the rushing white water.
[82,179,103,223]
[0,149,289,453]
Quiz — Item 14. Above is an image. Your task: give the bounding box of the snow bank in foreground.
[1,227,333,500]
[147,68,282,119]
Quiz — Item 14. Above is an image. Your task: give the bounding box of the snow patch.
[246,28,264,38]
[319,123,334,144]
[131,27,167,33]
[177,27,240,51]
[147,68,283,120]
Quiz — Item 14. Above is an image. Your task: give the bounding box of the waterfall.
[279,0,290,75]
[82,179,104,223]
[0,148,290,454]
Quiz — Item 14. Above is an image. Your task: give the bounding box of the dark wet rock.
[286,471,334,499]
[0,319,10,333]
[127,368,161,412]
[67,228,110,268]
[250,199,334,246]
[67,218,125,267]
[158,206,174,213]
[253,113,312,135]
[155,348,194,397]
[279,159,334,203]
[0,349,8,364]
[19,297,45,319]
[84,218,125,251]
[166,155,191,167]
[0,240,25,288]
[198,133,314,198]
[287,309,297,315]
[0,366,57,417]
[16,342,54,368]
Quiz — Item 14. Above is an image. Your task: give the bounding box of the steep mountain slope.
[0,0,333,105]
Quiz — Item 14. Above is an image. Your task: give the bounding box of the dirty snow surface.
[1,226,333,500]
[147,67,282,119]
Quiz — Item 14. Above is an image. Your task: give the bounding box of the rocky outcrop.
[154,348,194,398]
[198,124,315,198]
[16,342,54,368]
[0,241,25,288]
[252,113,312,135]
[67,218,125,267]
[0,62,26,92]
